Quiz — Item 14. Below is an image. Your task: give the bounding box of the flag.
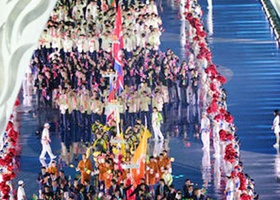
[106,110,115,126]
[131,128,148,186]
[113,5,124,93]
[109,0,115,6]
[120,131,126,157]
[113,5,123,48]
[143,127,152,139]
[115,73,123,93]
[108,87,116,102]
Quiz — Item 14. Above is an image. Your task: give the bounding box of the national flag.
[106,110,115,126]
[108,87,116,102]
[113,5,124,93]
[131,128,148,186]
[115,72,124,92]
[115,6,124,48]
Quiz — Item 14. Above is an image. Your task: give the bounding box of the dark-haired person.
[34,73,47,109]
[130,178,150,197]
[51,179,63,199]
[183,178,193,198]
[167,185,176,200]
[184,185,194,199]
[272,109,280,148]
[177,65,189,104]
[175,189,183,200]
[155,178,169,199]
[37,166,48,198]
[69,178,81,199]
[83,179,95,200]
[77,154,93,185]
[108,179,120,196]
[193,188,206,200]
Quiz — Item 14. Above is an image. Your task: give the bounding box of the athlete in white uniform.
[39,123,56,160]
[200,112,210,150]
[272,109,280,148]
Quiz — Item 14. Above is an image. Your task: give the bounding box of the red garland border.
[183,0,255,199]
[0,99,21,199]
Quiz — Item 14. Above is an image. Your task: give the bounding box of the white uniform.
[152,93,164,112]
[63,38,73,53]
[39,127,56,159]
[225,178,235,200]
[213,123,221,156]
[147,3,158,15]
[273,115,280,134]
[17,185,26,200]
[86,3,98,20]
[152,112,164,140]
[101,35,112,53]
[88,36,99,53]
[201,116,210,150]
[139,96,150,112]
[272,114,280,147]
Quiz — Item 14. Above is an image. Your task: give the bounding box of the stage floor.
[14,0,280,199]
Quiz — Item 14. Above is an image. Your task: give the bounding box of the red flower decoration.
[205,64,218,77]
[217,75,227,84]
[198,42,206,47]
[214,113,224,122]
[207,102,218,114]
[193,36,200,41]
[225,113,234,123]
[0,113,19,199]
[210,83,217,91]
[231,171,237,178]
[240,193,252,200]
[8,148,16,156]
[197,30,207,38]
[238,172,247,191]
[226,134,234,141]
[206,107,212,114]
[2,174,12,182]
[186,13,193,21]
[219,130,227,141]
[197,54,203,59]
[14,98,20,107]
[195,22,202,29]
[213,92,220,99]
[220,108,227,114]
[224,144,237,163]
[8,129,18,140]
[5,121,13,132]
[1,184,10,195]
[2,194,10,200]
